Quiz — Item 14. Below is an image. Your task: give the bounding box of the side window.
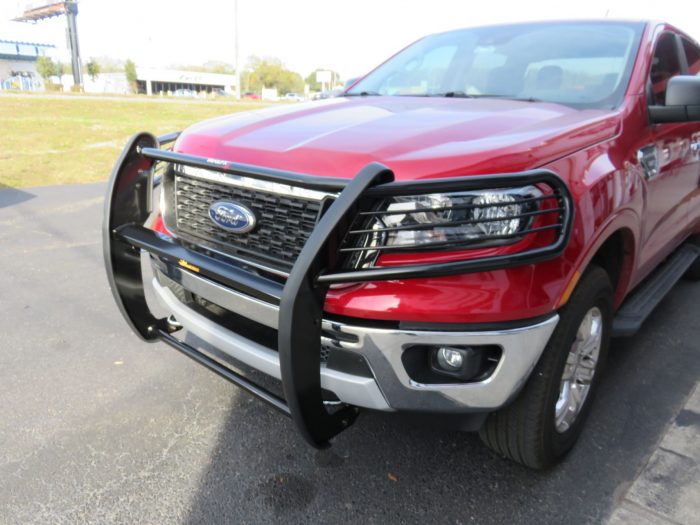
[682,38,700,76]
[650,33,682,105]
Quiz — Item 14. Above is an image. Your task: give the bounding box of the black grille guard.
[103,131,574,448]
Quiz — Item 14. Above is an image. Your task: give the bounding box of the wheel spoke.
[576,358,596,383]
[579,334,599,357]
[562,353,577,381]
[570,383,584,407]
[579,312,592,339]
[554,306,604,434]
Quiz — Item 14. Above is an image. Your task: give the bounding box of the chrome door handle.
[637,145,659,180]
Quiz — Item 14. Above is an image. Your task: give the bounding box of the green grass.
[0,94,272,188]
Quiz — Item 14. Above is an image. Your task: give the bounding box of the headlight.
[364,185,542,250]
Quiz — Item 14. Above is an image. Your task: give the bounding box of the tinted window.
[650,33,682,105]
[348,22,644,109]
[682,38,700,76]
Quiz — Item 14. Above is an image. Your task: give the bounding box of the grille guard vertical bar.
[278,163,395,448]
[103,132,165,340]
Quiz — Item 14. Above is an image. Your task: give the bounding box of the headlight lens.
[374,186,542,249]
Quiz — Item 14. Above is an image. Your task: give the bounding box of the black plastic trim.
[398,312,559,332]
[612,243,700,337]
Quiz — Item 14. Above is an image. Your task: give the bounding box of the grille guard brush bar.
[103,131,574,448]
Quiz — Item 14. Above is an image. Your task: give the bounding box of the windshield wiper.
[428,92,543,102]
[470,94,543,103]
[427,91,473,98]
[344,91,381,97]
[346,92,542,102]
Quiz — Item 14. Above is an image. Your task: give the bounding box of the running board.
[612,243,700,338]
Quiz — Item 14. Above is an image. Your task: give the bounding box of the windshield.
[347,21,645,109]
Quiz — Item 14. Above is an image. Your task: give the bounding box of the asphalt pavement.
[1,183,698,524]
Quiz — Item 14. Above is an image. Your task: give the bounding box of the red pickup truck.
[104,20,700,468]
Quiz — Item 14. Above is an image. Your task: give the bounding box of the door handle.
[637,145,659,180]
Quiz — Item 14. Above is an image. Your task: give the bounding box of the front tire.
[479,265,613,469]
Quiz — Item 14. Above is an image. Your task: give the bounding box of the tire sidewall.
[541,267,613,460]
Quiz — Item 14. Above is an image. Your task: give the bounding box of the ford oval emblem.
[208,201,256,233]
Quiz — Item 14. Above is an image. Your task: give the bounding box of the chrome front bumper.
[148,257,558,414]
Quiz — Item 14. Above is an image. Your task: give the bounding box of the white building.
[59,72,130,94]
[136,68,239,96]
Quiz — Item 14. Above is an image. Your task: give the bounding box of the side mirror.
[649,76,700,123]
[344,77,362,90]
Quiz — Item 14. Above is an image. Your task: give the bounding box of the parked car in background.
[241,91,260,100]
[173,88,196,98]
[283,92,305,102]
[311,88,344,100]
[105,20,700,469]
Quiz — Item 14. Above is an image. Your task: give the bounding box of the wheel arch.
[560,212,640,310]
[588,228,636,307]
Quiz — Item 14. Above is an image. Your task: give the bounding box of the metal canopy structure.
[12,2,68,22]
[12,2,82,87]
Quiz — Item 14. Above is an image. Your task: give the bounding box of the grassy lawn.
[0,94,272,188]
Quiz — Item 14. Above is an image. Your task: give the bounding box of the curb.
[607,383,700,524]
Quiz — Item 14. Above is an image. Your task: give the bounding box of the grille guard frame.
[103,131,574,448]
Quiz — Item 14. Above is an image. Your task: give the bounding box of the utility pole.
[234,0,240,98]
[65,1,83,86]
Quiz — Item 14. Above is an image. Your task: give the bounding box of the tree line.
[36,56,104,82]
[35,55,341,95]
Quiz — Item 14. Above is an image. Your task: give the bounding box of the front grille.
[171,170,326,272]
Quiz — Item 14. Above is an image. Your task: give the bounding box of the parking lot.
[1,183,699,524]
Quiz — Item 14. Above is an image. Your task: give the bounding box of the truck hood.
[175,96,621,181]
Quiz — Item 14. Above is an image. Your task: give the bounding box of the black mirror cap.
[650,76,700,123]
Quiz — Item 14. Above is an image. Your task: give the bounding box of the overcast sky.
[1,0,699,79]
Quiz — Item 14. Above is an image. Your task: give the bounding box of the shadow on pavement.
[0,183,36,208]
[182,283,700,525]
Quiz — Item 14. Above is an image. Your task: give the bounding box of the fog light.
[436,347,464,370]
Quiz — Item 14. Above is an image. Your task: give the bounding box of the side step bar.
[612,243,700,338]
